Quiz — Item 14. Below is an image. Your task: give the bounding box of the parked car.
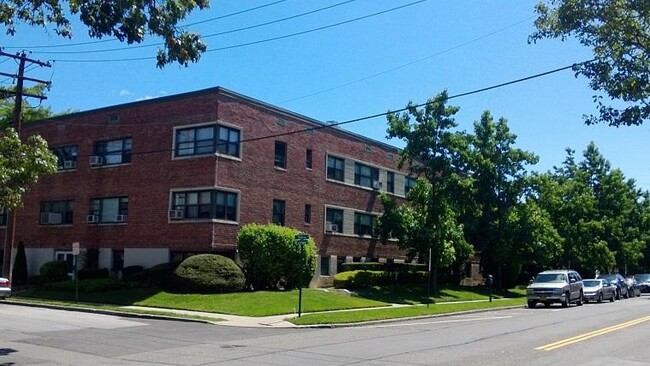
[625,277,641,297]
[527,269,584,308]
[596,273,629,300]
[633,273,650,293]
[582,279,616,303]
[0,277,10,300]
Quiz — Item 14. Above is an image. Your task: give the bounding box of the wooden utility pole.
[0,50,51,280]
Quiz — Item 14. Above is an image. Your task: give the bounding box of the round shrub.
[169,254,245,293]
[237,224,317,290]
[40,260,70,283]
[127,263,172,287]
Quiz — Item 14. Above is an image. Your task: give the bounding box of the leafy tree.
[0,85,57,128]
[530,0,650,126]
[0,0,210,67]
[464,111,538,288]
[380,91,473,293]
[237,224,317,291]
[0,127,58,210]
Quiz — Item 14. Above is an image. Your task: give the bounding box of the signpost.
[294,233,309,317]
[72,242,80,303]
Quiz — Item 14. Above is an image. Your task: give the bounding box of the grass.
[13,282,527,322]
[15,287,388,316]
[291,298,527,325]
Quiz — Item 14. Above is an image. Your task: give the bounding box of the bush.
[237,224,317,290]
[169,254,245,293]
[127,263,172,287]
[40,260,70,283]
[340,261,426,273]
[120,265,144,279]
[43,278,134,292]
[78,268,109,280]
[333,270,428,289]
[12,241,28,285]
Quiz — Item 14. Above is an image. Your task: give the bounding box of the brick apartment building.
[0,87,414,284]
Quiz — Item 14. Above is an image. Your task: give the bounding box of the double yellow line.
[536,315,650,351]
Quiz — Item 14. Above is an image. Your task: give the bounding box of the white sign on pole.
[72,242,80,256]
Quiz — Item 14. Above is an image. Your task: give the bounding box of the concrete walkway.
[123,306,299,328]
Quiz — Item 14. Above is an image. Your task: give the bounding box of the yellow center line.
[536,315,650,351]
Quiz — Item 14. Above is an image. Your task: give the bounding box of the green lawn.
[14,283,527,320]
[291,298,527,325]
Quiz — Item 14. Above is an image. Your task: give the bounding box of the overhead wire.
[42,60,591,158]
[4,0,292,49]
[42,0,428,62]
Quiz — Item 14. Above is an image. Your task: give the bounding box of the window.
[55,251,74,277]
[306,149,313,169]
[0,209,6,226]
[387,172,395,193]
[272,199,286,226]
[320,256,330,276]
[52,145,78,170]
[93,138,132,166]
[88,197,128,223]
[354,212,376,236]
[171,190,238,221]
[325,207,343,233]
[405,176,417,194]
[175,124,240,158]
[326,156,345,182]
[274,141,287,169]
[304,204,312,224]
[40,200,74,225]
[354,163,379,188]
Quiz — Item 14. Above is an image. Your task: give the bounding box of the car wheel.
[544,302,551,308]
[577,292,583,306]
[616,289,621,300]
[597,292,603,303]
[527,300,537,308]
[562,292,570,307]
[624,289,629,299]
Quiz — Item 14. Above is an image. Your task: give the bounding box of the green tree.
[0,86,57,128]
[0,0,210,67]
[237,224,317,291]
[465,111,539,288]
[530,0,650,126]
[380,91,473,293]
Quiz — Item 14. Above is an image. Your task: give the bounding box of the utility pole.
[0,50,51,280]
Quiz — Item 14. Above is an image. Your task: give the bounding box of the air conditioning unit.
[89,156,103,166]
[63,160,77,169]
[325,223,339,232]
[372,180,382,190]
[169,210,184,220]
[116,214,127,222]
[86,214,99,223]
[40,212,62,225]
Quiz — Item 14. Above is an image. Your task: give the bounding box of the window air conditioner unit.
[372,180,382,190]
[89,156,103,166]
[63,160,77,169]
[169,210,184,219]
[40,212,62,225]
[87,214,99,223]
[116,214,127,222]
[325,223,338,232]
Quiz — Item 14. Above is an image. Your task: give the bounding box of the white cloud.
[119,89,134,96]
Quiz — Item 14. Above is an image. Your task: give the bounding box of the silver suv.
[527,269,584,308]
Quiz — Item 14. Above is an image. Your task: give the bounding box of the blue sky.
[3,0,649,191]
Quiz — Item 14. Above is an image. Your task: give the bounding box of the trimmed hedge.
[40,260,70,283]
[169,254,245,293]
[126,263,172,287]
[340,262,426,273]
[78,268,109,280]
[333,270,428,289]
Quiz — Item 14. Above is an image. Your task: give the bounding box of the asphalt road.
[2,296,650,365]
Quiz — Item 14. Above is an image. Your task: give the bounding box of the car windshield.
[535,273,567,283]
[583,280,600,287]
[634,274,650,281]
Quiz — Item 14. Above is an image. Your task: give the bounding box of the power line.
[5,0,291,50]
[47,60,591,157]
[279,16,535,104]
[25,0,358,55]
[45,0,429,63]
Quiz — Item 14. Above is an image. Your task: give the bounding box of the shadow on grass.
[15,286,162,306]
[352,284,526,304]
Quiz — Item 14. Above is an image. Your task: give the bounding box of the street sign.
[295,233,309,245]
[72,242,80,256]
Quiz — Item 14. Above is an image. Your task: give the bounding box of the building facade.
[1,87,414,283]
